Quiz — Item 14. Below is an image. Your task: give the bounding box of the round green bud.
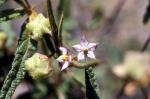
[26,14,51,40]
[25,53,52,80]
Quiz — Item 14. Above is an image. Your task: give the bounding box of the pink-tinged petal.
[72,44,83,52]
[59,47,67,54]
[68,55,72,62]
[87,51,96,59]
[56,55,64,63]
[77,51,85,61]
[80,35,88,47]
[61,61,69,71]
[87,43,98,51]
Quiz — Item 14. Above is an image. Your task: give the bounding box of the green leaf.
[47,0,59,49]
[0,20,28,99]
[58,13,64,46]
[57,0,70,19]
[57,0,65,21]
[0,39,29,99]
[5,38,38,99]
[0,8,25,23]
[85,67,101,99]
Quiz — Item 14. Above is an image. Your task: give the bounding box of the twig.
[141,34,150,52]
[117,78,130,99]
[0,8,25,23]
[140,87,149,99]
[117,33,150,99]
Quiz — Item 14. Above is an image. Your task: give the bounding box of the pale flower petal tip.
[59,47,67,54]
[88,42,99,51]
[68,55,72,62]
[61,61,69,71]
[56,56,64,63]
[88,42,98,48]
[72,44,82,52]
[87,51,96,59]
[80,35,88,46]
[77,52,85,61]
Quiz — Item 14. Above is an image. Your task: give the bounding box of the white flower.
[57,47,72,71]
[72,36,98,61]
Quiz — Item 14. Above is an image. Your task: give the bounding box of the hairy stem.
[5,39,37,99]
[0,39,29,99]
[85,67,100,99]
[0,8,25,23]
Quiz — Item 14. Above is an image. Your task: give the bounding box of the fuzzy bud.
[25,53,52,80]
[26,13,51,40]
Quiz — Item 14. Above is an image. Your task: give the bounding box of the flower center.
[82,47,88,53]
[83,47,88,51]
[63,54,68,61]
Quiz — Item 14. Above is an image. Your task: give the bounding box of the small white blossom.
[72,36,98,61]
[57,47,72,71]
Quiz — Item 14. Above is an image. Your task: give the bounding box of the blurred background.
[0,0,150,99]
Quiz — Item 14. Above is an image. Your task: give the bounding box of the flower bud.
[0,32,7,50]
[26,13,51,40]
[25,53,52,80]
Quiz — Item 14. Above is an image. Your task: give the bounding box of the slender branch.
[117,34,150,99]
[117,78,130,99]
[143,0,150,24]
[100,0,127,35]
[0,8,25,23]
[140,87,149,99]
[13,0,27,9]
[24,0,30,8]
[141,34,150,52]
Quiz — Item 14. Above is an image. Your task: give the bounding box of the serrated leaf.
[0,8,25,23]
[85,67,101,99]
[0,20,28,98]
